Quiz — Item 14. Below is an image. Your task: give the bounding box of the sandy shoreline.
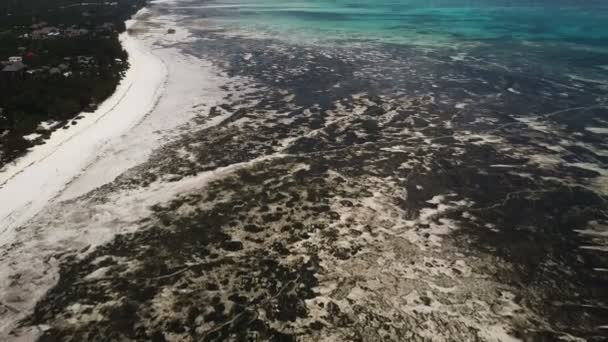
[0,19,166,241]
[0,0,605,340]
[0,4,230,337]
[0,13,168,339]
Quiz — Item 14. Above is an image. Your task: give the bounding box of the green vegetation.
[0,0,145,28]
[0,0,146,166]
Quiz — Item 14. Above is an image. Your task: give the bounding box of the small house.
[65,27,89,38]
[77,56,95,65]
[31,26,60,39]
[1,62,26,81]
[100,23,114,32]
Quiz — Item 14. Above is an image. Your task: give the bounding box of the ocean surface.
[199,0,608,45]
[176,0,608,91]
[8,1,608,341]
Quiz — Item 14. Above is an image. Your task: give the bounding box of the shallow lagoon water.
[191,0,608,47]
[9,1,608,341]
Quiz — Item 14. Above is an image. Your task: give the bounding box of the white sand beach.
[0,22,165,240]
[0,24,165,341]
[2,1,605,340]
[0,9,227,339]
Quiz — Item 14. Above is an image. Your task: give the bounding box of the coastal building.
[65,27,89,38]
[1,62,26,82]
[31,27,61,39]
[99,23,115,32]
[77,56,95,65]
[2,62,25,72]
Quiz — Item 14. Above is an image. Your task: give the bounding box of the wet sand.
[1,1,608,341]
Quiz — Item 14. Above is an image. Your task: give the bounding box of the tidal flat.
[2,0,608,341]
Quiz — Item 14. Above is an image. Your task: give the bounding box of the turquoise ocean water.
[195,0,608,48]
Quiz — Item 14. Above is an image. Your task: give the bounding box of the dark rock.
[244,224,264,233]
[221,240,243,251]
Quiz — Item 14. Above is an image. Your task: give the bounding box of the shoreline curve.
[0,13,167,258]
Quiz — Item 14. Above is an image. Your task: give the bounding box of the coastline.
[0,10,167,339]
[0,14,166,239]
[0,0,605,340]
[0,5,231,339]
